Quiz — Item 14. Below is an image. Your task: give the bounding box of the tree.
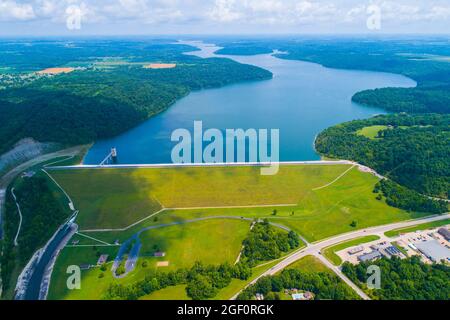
[186,274,217,300]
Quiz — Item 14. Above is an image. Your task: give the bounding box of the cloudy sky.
[1,0,450,36]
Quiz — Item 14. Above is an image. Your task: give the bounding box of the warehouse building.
[357,250,383,263]
[415,240,450,263]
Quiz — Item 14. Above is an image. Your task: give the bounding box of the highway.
[231,213,450,300]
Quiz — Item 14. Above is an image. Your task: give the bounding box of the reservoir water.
[84,42,416,164]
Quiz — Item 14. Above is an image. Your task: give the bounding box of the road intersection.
[231,213,450,300]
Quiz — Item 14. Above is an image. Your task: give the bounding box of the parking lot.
[336,226,450,265]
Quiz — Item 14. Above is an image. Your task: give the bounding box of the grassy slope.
[140,285,189,300]
[48,165,347,229]
[285,255,332,274]
[48,219,249,300]
[322,235,381,266]
[139,219,250,270]
[47,164,429,299]
[50,165,426,242]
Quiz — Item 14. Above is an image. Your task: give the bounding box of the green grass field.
[139,219,250,270]
[285,255,332,274]
[322,235,381,266]
[48,219,250,300]
[385,219,450,237]
[140,285,190,300]
[356,125,388,139]
[47,164,426,243]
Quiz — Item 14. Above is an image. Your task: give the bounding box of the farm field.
[47,164,428,242]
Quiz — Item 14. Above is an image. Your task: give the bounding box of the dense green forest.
[105,261,252,300]
[353,86,450,114]
[374,180,447,214]
[315,114,450,200]
[0,176,69,296]
[342,256,450,300]
[241,220,301,266]
[216,37,450,114]
[237,268,360,300]
[0,40,272,154]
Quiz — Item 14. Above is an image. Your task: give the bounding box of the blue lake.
[84,42,416,164]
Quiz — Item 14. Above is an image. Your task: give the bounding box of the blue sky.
[1,0,450,36]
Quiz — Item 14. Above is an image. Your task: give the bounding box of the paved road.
[314,252,370,300]
[231,213,450,300]
[10,188,23,246]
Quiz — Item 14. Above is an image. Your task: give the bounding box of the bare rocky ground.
[0,138,58,177]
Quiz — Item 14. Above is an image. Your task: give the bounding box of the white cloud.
[427,5,450,20]
[209,0,242,22]
[293,1,338,24]
[0,0,35,21]
[245,0,284,13]
[345,5,366,23]
[1,0,450,33]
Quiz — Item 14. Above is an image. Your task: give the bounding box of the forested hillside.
[353,86,450,114]
[1,177,70,297]
[0,40,272,154]
[315,114,450,199]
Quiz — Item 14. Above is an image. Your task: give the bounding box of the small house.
[154,252,166,257]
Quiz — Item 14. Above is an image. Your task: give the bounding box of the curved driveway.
[111,216,297,278]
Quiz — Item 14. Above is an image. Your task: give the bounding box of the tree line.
[105,261,251,300]
[237,268,360,300]
[342,256,450,300]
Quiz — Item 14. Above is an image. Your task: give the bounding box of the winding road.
[111,216,296,278]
